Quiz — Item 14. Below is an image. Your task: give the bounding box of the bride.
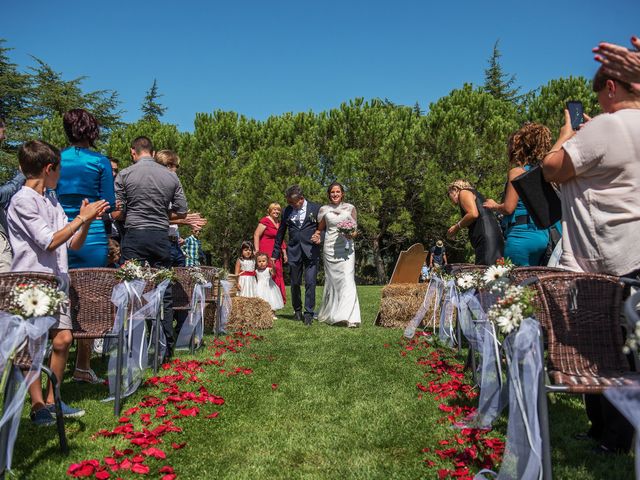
[311,182,361,327]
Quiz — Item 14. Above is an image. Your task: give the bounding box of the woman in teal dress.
[483,123,554,266]
[57,108,115,382]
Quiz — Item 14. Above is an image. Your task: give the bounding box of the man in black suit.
[272,185,321,326]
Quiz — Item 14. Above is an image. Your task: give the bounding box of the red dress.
[258,216,286,303]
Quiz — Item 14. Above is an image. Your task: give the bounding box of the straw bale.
[377,289,444,329]
[227,297,274,330]
[381,283,428,299]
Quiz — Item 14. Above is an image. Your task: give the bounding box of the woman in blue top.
[57,108,115,383]
[483,123,553,266]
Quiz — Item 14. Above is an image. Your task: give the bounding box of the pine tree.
[0,39,33,143]
[483,40,520,102]
[141,79,166,121]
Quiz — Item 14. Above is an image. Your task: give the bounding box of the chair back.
[449,264,487,275]
[534,272,628,376]
[69,268,120,338]
[510,266,566,286]
[172,267,196,310]
[0,271,61,368]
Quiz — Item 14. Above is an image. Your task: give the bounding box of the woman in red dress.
[254,202,287,303]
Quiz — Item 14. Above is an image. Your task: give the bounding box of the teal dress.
[57,147,115,268]
[502,165,550,266]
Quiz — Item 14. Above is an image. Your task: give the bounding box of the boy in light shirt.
[7,140,108,425]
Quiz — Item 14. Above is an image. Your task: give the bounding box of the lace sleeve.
[348,203,357,223]
[318,205,329,223]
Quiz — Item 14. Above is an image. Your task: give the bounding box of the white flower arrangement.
[189,267,208,285]
[116,259,152,282]
[480,259,514,294]
[487,284,536,335]
[456,272,478,291]
[151,268,177,284]
[9,283,66,318]
[623,323,640,355]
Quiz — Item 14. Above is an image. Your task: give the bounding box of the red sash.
[240,271,256,277]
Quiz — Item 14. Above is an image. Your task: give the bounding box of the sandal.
[72,368,105,384]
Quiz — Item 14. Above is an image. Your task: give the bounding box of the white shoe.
[92,338,104,354]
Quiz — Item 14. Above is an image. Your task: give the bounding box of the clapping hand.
[80,199,110,221]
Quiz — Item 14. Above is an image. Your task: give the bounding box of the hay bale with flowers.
[227,297,274,330]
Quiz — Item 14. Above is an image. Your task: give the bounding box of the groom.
[272,185,321,326]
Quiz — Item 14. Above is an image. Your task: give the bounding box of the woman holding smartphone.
[482,123,554,266]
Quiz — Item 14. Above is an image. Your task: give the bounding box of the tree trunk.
[372,236,387,284]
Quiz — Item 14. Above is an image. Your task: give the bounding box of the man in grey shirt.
[113,136,187,360]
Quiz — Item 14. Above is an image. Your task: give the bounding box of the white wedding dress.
[317,202,361,326]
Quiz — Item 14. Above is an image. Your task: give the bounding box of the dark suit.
[272,200,321,318]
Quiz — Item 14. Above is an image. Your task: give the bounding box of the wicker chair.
[509,266,566,286]
[0,271,69,470]
[173,267,222,341]
[532,272,640,478]
[68,268,129,415]
[448,263,486,275]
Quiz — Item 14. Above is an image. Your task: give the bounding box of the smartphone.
[566,101,584,130]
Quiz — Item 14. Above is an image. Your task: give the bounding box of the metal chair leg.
[114,329,124,416]
[42,366,68,454]
[153,318,160,374]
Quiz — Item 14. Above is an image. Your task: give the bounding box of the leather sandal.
[72,368,104,384]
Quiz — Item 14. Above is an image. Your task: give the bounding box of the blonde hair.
[447,179,473,194]
[155,149,180,168]
[267,202,281,214]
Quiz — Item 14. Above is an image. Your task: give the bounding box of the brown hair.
[239,240,255,259]
[593,66,639,95]
[508,123,552,167]
[131,136,154,154]
[18,140,61,178]
[155,149,180,168]
[326,181,345,195]
[63,109,100,147]
[108,239,121,266]
[255,251,269,263]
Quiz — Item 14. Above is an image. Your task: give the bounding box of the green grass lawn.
[11,286,634,479]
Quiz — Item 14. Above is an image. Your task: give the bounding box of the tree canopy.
[0,38,598,282]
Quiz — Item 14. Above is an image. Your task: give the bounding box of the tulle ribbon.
[142,280,171,369]
[403,276,445,339]
[217,280,233,334]
[0,312,55,470]
[459,291,505,429]
[175,282,211,349]
[439,279,457,346]
[105,279,146,401]
[604,387,640,479]
[475,317,543,480]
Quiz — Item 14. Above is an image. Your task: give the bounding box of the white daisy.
[483,265,509,284]
[457,274,475,291]
[18,288,51,317]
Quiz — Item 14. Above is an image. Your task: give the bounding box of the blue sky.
[4,0,639,131]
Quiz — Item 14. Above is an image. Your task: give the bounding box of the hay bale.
[227,297,273,331]
[377,288,443,329]
[381,283,428,299]
[204,303,217,332]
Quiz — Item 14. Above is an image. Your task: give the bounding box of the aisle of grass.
[11,285,634,479]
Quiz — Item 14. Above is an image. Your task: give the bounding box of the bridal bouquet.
[336,219,357,249]
[9,282,66,318]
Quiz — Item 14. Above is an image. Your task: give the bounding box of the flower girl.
[234,241,257,297]
[254,252,284,316]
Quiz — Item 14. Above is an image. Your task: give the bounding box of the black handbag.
[511,165,562,229]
